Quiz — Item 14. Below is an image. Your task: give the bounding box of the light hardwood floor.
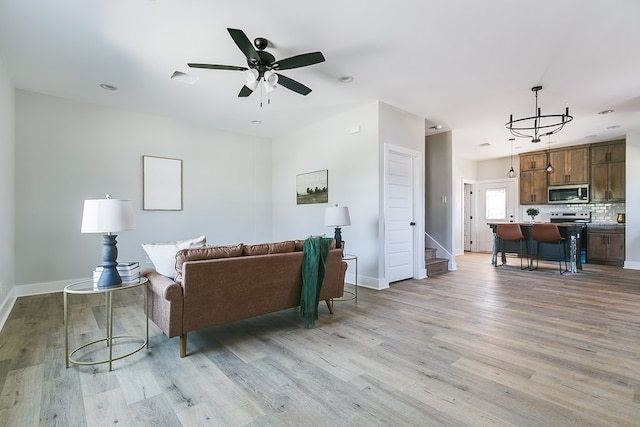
[1,253,640,426]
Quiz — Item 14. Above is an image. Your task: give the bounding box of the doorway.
[384,144,424,283]
[476,179,518,253]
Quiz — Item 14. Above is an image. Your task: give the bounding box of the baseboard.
[357,275,389,290]
[14,278,87,297]
[0,288,17,332]
[623,260,640,270]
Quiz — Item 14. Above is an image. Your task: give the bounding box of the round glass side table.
[64,277,149,371]
[333,253,358,303]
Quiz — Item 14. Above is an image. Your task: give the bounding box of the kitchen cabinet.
[519,153,548,204]
[520,152,549,172]
[548,145,589,185]
[590,140,625,202]
[588,225,625,266]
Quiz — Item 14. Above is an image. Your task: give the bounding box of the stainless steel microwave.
[548,185,589,204]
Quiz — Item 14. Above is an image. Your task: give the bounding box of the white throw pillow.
[142,235,206,279]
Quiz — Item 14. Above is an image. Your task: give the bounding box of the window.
[486,188,506,220]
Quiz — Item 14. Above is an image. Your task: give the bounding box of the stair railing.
[424,231,454,263]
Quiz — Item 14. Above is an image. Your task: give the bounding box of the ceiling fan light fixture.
[264,70,278,93]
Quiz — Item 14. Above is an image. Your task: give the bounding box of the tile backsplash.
[521,202,625,223]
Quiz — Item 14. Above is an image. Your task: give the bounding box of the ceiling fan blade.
[273,52,325,71]
[188,63,248,71]
[276,74,312,95]
[227,28,261,65]
[238,85,253,97]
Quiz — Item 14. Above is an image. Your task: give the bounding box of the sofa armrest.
[141,267,184,338]
[141,268,182,302]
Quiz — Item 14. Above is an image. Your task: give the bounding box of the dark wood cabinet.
[590,140,625,202]
[519,153,548,205]
[548,145,589,185]
[588,225,625,266]
[520,152,548,172]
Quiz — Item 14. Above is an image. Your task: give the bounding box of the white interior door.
[477,180,517,252]
[386,150,415,283]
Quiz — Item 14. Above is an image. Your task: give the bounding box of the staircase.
[425,247,449,276]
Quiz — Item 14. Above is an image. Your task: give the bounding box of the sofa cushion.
[141,235,206,279]
[243,243,269,256]
[268,240,296,254]
[175,243,244,283]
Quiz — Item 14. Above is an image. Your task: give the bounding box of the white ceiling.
[1,0,639,160]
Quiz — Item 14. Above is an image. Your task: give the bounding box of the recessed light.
[598,109,614,115]
[606,125,621,129]
[585,134,598,138]
[479,143,491,147]
[338,76,354,83]
[429,124,443,130]
[251,120,262,125]
[99,83,118,91]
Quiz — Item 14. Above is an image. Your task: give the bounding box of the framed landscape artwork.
[143,155,183,210]
[296,169,328,205]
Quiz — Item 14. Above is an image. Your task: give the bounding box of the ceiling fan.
[188,28,325,98]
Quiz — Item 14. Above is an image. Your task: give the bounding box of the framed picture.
[296,169,328,205]
[143,155,183,210]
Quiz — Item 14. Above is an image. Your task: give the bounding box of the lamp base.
[97,234,123,288]
[333,226,343,250]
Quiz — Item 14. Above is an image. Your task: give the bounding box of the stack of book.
[93,262,140,285]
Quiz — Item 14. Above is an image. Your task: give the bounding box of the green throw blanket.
[300,236,333,328]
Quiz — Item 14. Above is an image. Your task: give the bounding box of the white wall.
[625,130,640,269]
[271,101,425,289]
[15,90,272,286]
[0,56,15,320]
[425,132,454,261]
[379,102,427,281]
[271,102,380,287]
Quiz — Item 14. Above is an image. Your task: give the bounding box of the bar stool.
[531,223,567,274]
[496,223,529,270]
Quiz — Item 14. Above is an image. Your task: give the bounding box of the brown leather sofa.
[142,240,347,357]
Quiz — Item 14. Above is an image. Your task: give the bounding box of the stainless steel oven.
[549,212,591,262]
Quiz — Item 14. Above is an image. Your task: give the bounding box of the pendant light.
[507,138,517,178]
[545,133,554,173]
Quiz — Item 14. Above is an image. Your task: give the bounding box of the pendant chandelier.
[506,85,573,143]
[507,138,517,178]
[545,133,554,173]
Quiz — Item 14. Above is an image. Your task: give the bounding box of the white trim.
[624,261,640,270]
[357,275,389,290]
[15,278,86,297]
[0,288,17,332]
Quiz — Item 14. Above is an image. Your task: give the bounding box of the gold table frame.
[333,253,358,303]
[64,277,149,371]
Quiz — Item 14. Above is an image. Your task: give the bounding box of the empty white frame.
[143,155,183,210]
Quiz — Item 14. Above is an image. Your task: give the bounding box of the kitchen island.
[487,222,586,273]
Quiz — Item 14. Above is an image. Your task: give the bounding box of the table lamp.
[324,205,351,250]
[81,195,136,288]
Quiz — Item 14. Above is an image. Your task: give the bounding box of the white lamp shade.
[245,69,259,90]
[264,70,278,93]
[81,198,136,233]
[324,206,351,227]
